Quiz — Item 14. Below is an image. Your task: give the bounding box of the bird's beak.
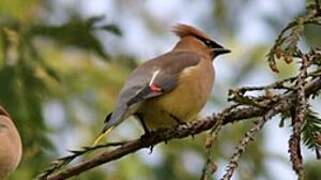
[213,47,231,56]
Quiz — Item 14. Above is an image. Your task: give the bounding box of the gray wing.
[104,51,201,128]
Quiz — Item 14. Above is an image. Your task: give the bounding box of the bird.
[94,24,230,144]
[0,106,22,179]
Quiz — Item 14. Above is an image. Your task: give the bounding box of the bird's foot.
[148,145,154,154]
[141,130,154,139]
[169,113,186,125]
[140,130,155,154]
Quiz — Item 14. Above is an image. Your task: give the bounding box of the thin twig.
[220,117,267,180]
[234,70,320,93]
[37,141,128,179]
[220,95,291,180]
[267,9,321,72]
[200,105,239,180]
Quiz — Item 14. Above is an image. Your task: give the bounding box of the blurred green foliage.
[0,0,320,180]
[0,1,125,179]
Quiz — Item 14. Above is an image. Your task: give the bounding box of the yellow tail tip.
[92,127,114,146]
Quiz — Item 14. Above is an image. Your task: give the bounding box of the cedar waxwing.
[0,106,22,179]
[94,24,230,144]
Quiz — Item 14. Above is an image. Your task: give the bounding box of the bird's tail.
[92,105,129,145]
[93,126,115,146]
[92,112,115,146]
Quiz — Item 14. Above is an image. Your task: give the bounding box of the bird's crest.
[172,24,211,41]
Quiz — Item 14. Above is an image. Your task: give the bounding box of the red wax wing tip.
[150,84,162,92]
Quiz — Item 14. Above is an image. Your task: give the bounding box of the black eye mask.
[203,39,224,49]
[194,35,224,49]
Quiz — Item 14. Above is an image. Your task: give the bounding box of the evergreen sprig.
[302,107,321,159]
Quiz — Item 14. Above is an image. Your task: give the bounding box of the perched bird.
[0,106,22,179]
[94,24,230,144]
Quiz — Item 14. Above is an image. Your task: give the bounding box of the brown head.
[172,24,230,60]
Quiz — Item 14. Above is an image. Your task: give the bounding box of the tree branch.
[221,115,268,180]
[41,76,321,180]
[200,105,237,180]
[288,55,309,180]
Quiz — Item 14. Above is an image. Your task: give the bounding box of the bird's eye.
[203,40,216,48]
[203,39,223,49]
[204,40,212,47]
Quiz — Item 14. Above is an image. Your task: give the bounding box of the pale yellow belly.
[138,60,214,130]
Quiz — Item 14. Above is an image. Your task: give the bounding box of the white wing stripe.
[149,70,160,86]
